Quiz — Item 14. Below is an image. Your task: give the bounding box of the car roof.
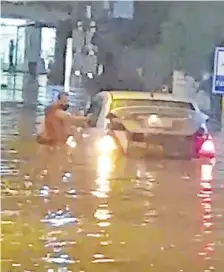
[106,90,194,104]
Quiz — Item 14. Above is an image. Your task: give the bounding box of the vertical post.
[64,37,73,93]
[15,26,19,72]
[50,20,71,85]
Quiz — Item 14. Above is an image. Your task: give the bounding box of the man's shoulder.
[55,108,69,119]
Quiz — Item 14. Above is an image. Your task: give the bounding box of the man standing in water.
[35,91,90,184]
[37,92,88,144]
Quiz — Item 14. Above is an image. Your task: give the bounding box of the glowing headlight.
[97,135,117,154]
[66,136,77,148]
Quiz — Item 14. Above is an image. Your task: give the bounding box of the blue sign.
[212,47,224,94]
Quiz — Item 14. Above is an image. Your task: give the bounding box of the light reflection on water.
[1,100,224,272]
[92,154,112,199]
[197,164,214,271]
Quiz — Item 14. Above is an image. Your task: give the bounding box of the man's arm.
[69,114,89,127]
[55,109,89,127]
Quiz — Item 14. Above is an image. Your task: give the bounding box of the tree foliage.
[158,2,224,78]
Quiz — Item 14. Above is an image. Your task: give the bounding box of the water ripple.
[1,82,224,272]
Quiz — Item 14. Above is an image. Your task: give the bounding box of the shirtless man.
[37,92,88,145]
[34,92,89,184]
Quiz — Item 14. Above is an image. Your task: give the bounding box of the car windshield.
[110,106,202,133]
[111,106,195,120]
[111,99,195,110]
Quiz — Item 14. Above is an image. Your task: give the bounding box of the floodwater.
[1,74,224,272]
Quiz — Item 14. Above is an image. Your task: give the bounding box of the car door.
[86,95,103,127]
[83,94,107,153]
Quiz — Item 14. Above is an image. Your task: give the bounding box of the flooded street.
[1,74,224,272]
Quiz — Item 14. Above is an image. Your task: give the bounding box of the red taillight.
[195,131,215,158]
[198,136,215,158]
[201,140,215,153]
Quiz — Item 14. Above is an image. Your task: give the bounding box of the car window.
[111,99,195,110]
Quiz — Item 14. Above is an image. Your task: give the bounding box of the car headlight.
[97,135,117,154]
[66,136,77,148]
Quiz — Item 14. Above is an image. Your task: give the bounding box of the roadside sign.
[212,47,224,94]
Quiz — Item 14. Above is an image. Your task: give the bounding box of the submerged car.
[102,106,215,159]
[85,90,205,127]
[84,90,215,159]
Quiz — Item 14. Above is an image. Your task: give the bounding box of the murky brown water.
[1,79,224,272]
